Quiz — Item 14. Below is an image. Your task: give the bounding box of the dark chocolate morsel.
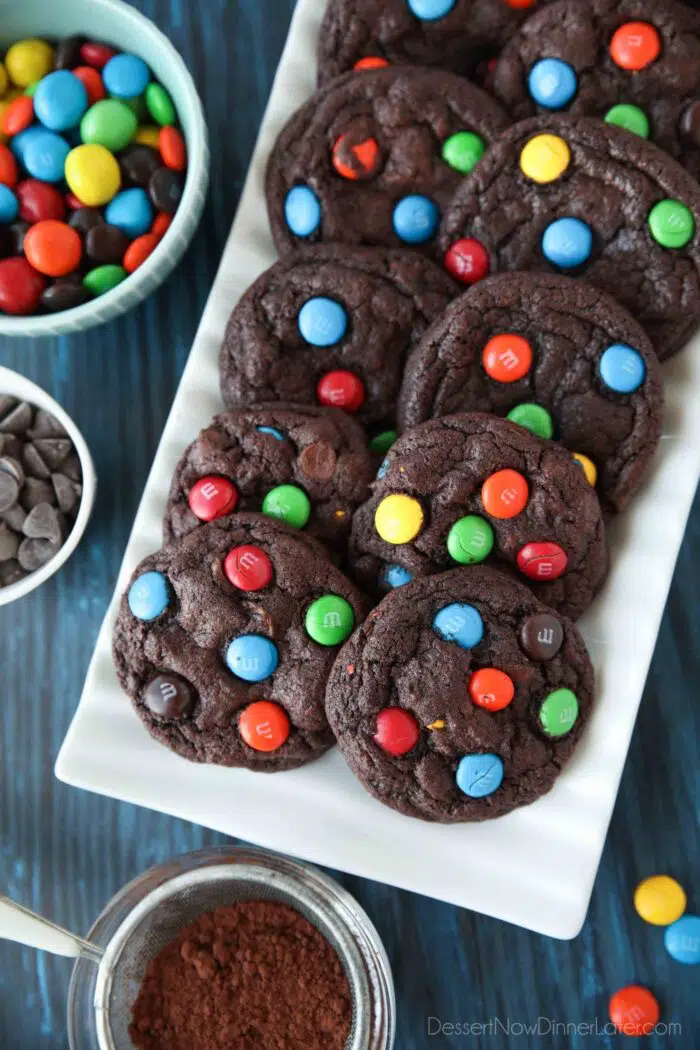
[0,523,19,562]
[143,674,194,719]
[17,536,62,572]
[0,455,25,486]
[149,167,184,214]
[298,441,337,481]
[0,560,26,586]
[23,503,62,544]
[519,613,564,662]
[22,478,54,511]
[681,100,700,148]
[0,402,33,433]
[0,472,19,513]
[22,444,51,479]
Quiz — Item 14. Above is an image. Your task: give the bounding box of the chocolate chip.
[86,223,131,265]
[41,282,92,313]
[18,536,61,572]
[0,472,19,513]
[22,443,50,479]
[22,478,54,511]
[0,434,22,459]
[9,220,30,256]
[0,523,19,562]
[0,560,26,586]
[0,396,17,417]
[0,455,25,486]
[29,409,68,439]
[299,441,337,481]
[149,167,184,214]
[681,101,700,148]
[61,454,82,482]
[54,35,84,70]
[519,614,564,662]
[1,504,26,531]
[143,674,194,719]
[120,144,162,187]
[23,503,62,544]
[0,401,33,433]
[52,473,81,514]
[33,438,72,471]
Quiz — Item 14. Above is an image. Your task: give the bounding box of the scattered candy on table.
[0,34,188,316]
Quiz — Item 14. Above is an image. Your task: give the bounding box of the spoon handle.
[0,894,103,962]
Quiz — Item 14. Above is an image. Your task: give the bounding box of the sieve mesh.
[93,864,367,1050]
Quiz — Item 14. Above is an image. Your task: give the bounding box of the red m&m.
[373,708,420,756]
[444,237,490,284]
[609,985,660,1036]
[317,370,365,412]
[224,545,273,592]
[517,541,568,580]
[0,257,46,314]
[332,134,381,181]
[188,475,238,522]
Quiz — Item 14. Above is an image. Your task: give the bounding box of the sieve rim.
[67,845,396,1050]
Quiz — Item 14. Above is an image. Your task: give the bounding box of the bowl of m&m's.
[0,0,209,336]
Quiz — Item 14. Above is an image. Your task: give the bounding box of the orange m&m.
[24,220,82,278]
[2,95,34,137]
[609,22,661,72]
[469,668,515,711]
[238,700,290,752]
[333,134,381,180]
[481,469,529,519]
[354,57,390,72]
[159,126,187,172]
[123,233,160,273]
[483,333,533,382]
[609,985,660,1037]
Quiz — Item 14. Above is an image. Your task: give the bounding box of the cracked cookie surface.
[349,412,608,620]
[163,404,373,552]
[439,115,700,359]
[325,566,594,822]
[398,273,663,514]
[219,245,456,429]
[266,67,508,261]
[113,515,365,772]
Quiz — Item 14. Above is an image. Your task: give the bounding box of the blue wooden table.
[0,2,698,1047]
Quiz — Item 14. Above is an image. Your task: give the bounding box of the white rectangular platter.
[56,0,700,939]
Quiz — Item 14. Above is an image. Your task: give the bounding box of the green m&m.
[369,430,397,455]
[648,199,695,249]
[447,515,494,565]
[442,131,485,175]
[262,484,311,528]
[604,104,649,139]
[539,688,579,738]
[83,264,127,296]
[81,99,138,152]
[305,594,354,646]
[145,82,176,126]
[506,403,554,440]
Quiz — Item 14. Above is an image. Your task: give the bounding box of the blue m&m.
[226,634,279,682]
[392,194,439,244]
[528,59,578,110]
[23,131,70,183]
[542,217,592,269]
[433,603,484,649]
[298,297,348,347]
[128,571,171,621]
[256,426,285,441]
[105,188,154,237]
[664,915,700,965]
[382,564,413,589]
[456,754,504,798]
[33,71,88,132]
[0,185,19,224]
[285,185,321,237]
[599,344,645,394]
[407,0,456,19]
[103,53,151,100]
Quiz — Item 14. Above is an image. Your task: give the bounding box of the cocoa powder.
[129,899,352,1050]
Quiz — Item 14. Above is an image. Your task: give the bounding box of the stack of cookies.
[113,0,700,824]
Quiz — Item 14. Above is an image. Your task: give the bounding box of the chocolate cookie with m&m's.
[317,0,555,87]
[398,273,663,514]
[163,404,374,552]
[439,115,700,359]
[325,566,594,822]
[492,0,700,179]
[349,413,608,619]
[266,66,508,261]
[219,245,456,430]
[113,515,365,772]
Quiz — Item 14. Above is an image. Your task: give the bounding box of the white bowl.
[0,366,96,604]
[0,0,210,337]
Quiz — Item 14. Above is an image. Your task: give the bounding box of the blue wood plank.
[0,2,698,1047]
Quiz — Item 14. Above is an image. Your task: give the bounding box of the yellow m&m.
[375,494,423,545]
[520,134,571,184]
[134,125,162,149]
[573,453,597,487]
[65,145,121,207]
[634,875,686,926]
[5,39,54,88]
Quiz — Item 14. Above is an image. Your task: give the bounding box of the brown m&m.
[143,674,193,718]
[519,613,564,661]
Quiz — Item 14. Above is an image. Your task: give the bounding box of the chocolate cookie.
[163,404,373,552]
[492,0,700,180]
[398,273,663,514]
[439,115,700,359]
[317,0,555,86]
[219,245,456,431]
[266,66,509,261]
[113,515,365,772]
[325,566,594,822]
[349,413,608,619]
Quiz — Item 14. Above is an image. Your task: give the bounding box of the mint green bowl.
[0,0,209,337]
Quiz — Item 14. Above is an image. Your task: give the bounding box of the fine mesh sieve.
[93,863,369,1050]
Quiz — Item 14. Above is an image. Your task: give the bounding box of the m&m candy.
[382,564,413,589]
[223,545,273,592]
[469,668,514,712]
[239,700,290,752]
[298,296,348,346]
[433,603,484,649]
[407,0,456,21]
[507,403,553,440]
[392,194,439,244]
[634,875,687,926]
[517,541,568,581]
[482,333,532,381]
[609,986,660,1036]
[528,58,577,110]
[481,469,529,519]
[538,688,579,737]
[664,915,700,964]
[609,23,661,72]
[447,515,494,565]
[542,217,593,268]
[284,184,321,237]
[226,634,279,683]
[375,494,424,544]
[442,131,485,175]
[599,344,645,394]
[456,753,504,798]
[519,134,570,184]
[648,199,694,249]
[443,237,490,284]
[188,476,238,521]
[262,484,311,528]
[373,708,420,756]
[305,594,354,646]
[128,571,171,621]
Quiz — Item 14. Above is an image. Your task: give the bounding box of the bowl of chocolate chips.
[0,366,95,604]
